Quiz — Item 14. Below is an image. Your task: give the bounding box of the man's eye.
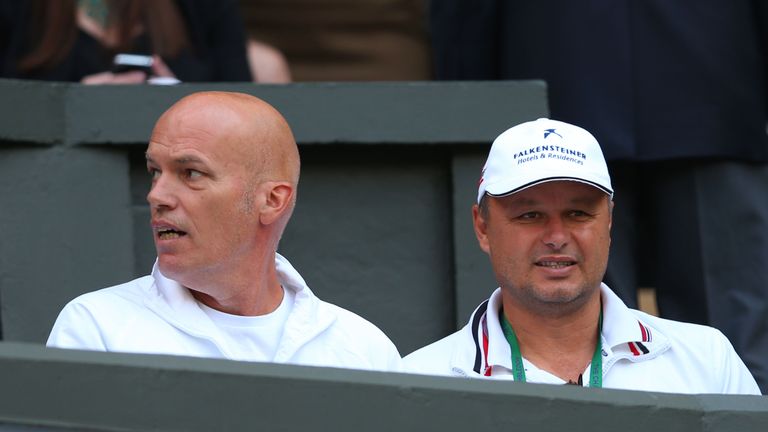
[569,210,592,219]
[186,169,202,179]
[148,168,160,179]
[517,212,540,220]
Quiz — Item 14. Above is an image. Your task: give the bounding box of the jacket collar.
[451,284,670,377]
[272,253,336,361]
[144,253,336,360]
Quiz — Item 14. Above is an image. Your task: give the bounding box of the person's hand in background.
[80,55,178,85]
[80,69,147,84]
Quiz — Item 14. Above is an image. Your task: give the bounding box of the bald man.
[47,92,402,371]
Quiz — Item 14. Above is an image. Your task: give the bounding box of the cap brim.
[484,176,613,201]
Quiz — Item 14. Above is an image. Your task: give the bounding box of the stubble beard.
[503,278,599,319]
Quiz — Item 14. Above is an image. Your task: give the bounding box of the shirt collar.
[478,284,668,371]
[599,284,668,358]
[484,288,513,370]
[600,283,652,346]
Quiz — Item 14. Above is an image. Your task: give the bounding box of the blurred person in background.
[238,0,430,81]
[0,0,287,83]
[247,38,291,83]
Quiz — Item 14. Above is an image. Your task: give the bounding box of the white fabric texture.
[47,254,402,372]
[404,284,759,394]
[198,286,294,362]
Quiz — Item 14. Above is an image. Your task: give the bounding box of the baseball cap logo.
[544,128,562,139]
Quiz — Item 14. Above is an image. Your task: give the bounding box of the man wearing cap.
[404,118,759,394]
[429,0,768,394]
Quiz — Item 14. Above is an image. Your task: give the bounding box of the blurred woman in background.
[0,0,283,83]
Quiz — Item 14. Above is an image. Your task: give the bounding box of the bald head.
[155,91,300,188]
[147,91,301,254]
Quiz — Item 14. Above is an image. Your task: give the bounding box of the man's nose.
[146,174,176,210]
[542,217,569,250]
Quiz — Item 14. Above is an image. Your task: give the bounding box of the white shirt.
[47,254,402,372]
[404,284,760,394]
[199,286,295,362]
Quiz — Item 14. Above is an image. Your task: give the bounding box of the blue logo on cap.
[544,129,562,139]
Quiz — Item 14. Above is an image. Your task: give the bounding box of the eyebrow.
[145,152,207,165]
[567,196,604,205]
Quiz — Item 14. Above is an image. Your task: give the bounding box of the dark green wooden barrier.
[0,343,766,432]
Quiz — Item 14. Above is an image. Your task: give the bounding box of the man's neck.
[187,252,284,316]
[501,293,602,383]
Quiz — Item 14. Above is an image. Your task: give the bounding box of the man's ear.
[608,199,614,231]
[259,182,294,226]
[607,199,614,247]
[473,204,491,254]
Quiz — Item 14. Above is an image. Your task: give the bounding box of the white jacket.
[404,284,760,394]
[47,254,402,372]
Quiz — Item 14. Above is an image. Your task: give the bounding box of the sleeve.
[714,329,761,395]
[364,325,403,372]
[384,340,404,373]
[46,301,108,351]
[429,0,500,79]
[202,0,252,81]
[354,314,403,372]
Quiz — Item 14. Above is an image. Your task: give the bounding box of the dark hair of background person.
[18,0,189,74]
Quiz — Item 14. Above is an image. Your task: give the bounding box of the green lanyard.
[500,311,603,387]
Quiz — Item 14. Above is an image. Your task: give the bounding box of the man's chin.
[519,278,593,302]
[535,283,600,307]
[157,256,188,280]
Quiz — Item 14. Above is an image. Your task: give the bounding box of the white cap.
[477,118,613,203]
